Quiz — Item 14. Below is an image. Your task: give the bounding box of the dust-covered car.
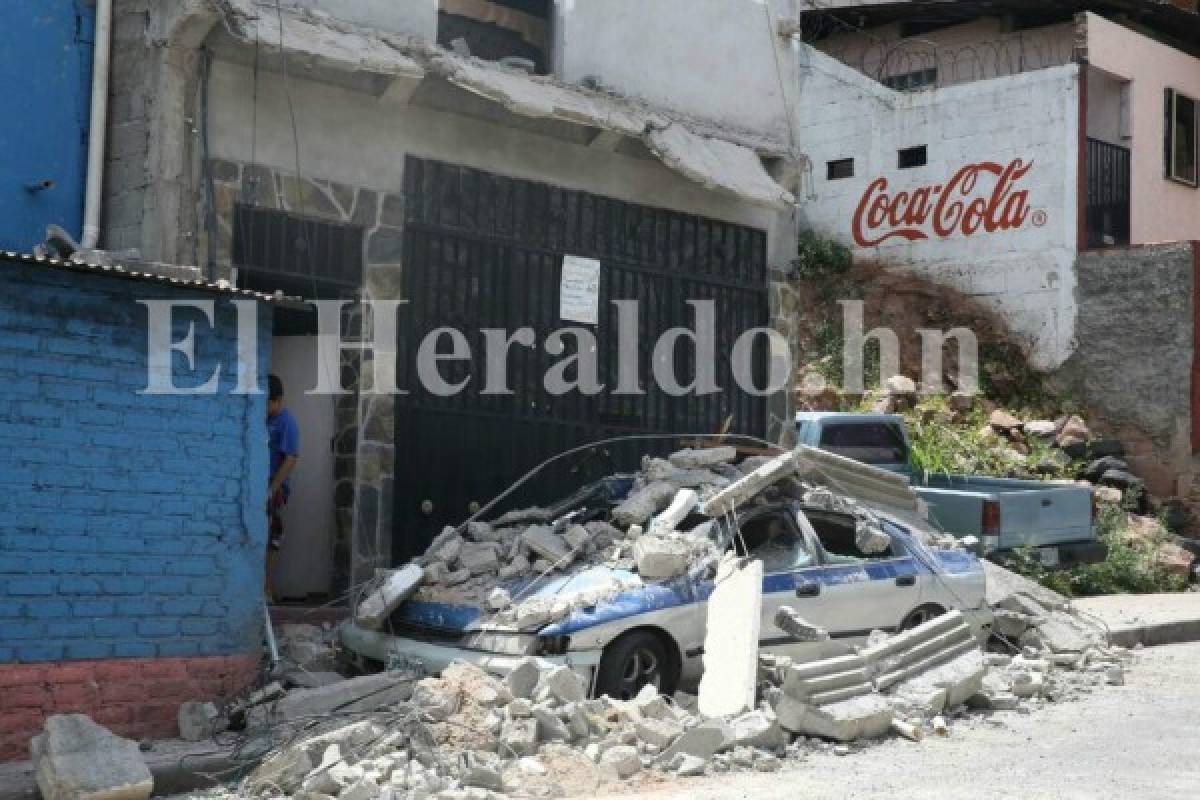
[339,444,992,700]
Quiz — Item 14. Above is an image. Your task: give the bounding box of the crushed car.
[339,440,993,700]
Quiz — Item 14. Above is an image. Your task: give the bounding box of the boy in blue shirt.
[267,374,300,599]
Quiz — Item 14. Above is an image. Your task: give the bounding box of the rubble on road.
[32,714,154,800]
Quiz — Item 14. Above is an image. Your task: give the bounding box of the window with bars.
[232,205,365,298]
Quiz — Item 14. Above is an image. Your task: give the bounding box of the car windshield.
[818,422,907,465]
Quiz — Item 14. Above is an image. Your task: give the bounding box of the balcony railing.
[1085,138,1131,249]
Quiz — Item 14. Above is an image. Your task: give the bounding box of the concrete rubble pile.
[353,447,909,637]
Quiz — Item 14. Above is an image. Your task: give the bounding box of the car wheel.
[900,604,946,631]
[594,630,674,701]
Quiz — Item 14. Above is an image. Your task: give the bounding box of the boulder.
[31,715,153,800]
[988,410,1023,434]
[884,375,917,396]
[1024,420,1057,438]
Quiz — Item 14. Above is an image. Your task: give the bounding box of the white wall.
[794,45,1082,370]
[1086,66,1130,147]
[289,0,438,38]
[555,0,800,142]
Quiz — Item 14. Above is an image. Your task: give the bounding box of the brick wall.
[0,260,271,757]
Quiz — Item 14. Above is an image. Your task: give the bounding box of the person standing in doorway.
[267,374,300,600]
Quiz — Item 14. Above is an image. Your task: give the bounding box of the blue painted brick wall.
[0,262,272,663]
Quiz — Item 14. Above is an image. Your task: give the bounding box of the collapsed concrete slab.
[888,649,987,711]
[658,720,735,763]
[861,611,980,691]
[776,694,893,742]
[780,654,872,706]
[255,672,415,726]
[698,556,763,718]
[354,563,425,629]
[31,715,154,800]
[701,453,798,517]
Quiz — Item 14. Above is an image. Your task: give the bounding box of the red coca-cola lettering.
[851,158,1034,247]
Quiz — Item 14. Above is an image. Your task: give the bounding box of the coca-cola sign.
[851,158,1036,247]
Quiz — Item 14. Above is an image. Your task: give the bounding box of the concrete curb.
[1072,593,1200,649]
[0,741,243,800]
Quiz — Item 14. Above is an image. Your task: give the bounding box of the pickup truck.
[796,412,1106,569]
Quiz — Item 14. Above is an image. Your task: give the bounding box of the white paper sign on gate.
[559,255,601,325]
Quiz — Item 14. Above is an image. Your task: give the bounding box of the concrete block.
[599,745,641,778]
[647,489,699,537]
[505,658,541,700]
[889,649,987,710]
[354,564,424,629]
[634,718,682,749]
[774,606,829,642]
[521,526,571,564]
[459,542,502,575]
[533,708,570,742]
[730,710,786,751]
[612,481,678,527]
[543,666,586,705]
[668,447,737,469]
[698,557,763,718]
[500,719,538,757]
[177,701,221,742]
[776,694,893,742]
[31,715,153,800]
[632,535,694,579]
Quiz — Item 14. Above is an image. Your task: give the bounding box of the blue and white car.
[340,497,992,700]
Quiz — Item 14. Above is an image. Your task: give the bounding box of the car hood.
[393,565,705,635]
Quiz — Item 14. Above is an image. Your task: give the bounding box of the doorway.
[271,334,337,600]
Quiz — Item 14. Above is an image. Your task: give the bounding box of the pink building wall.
[1085,12,1200,245]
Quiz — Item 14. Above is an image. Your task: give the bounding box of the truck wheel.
[900,604,946,631]
[594,630,675,701]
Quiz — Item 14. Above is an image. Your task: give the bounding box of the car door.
[734,507,855,663]
[801,510,924,641]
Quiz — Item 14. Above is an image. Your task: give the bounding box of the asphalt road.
[596,642,1200,800]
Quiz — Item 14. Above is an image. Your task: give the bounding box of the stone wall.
[1051,242,1198,498]
[204,157,405,592]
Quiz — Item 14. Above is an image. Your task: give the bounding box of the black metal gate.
[392,157,770,560]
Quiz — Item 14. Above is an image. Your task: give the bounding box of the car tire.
[900,604,946,631]
[594,630,675,701]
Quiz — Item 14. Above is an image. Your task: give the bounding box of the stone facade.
[203,157,406,592]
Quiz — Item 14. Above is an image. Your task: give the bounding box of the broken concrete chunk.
[600,745,642,778]
[533,707,570,742]
[647,488,699,537]
[730,710,786,751]
[612,481,678,527]
[632,535,693,579]
[562,524,591,552]
[854,520,891,555]
[658,720,735,763]
[774,607,829,642]
[505,658,541,700]
[355,563,425,629]
[177,701,222,742]
[668,446,738,469]
[521,525,572,564]
[543,666,586,705]
[635,717,682,749]
[459,542,502,575]
[701,453,798,517]
[262,673,414,725]
[499,718,538,757]
[698,556,763,718]
[486,588,512,611]
[776,694,893,742]
[31,715,154,800]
